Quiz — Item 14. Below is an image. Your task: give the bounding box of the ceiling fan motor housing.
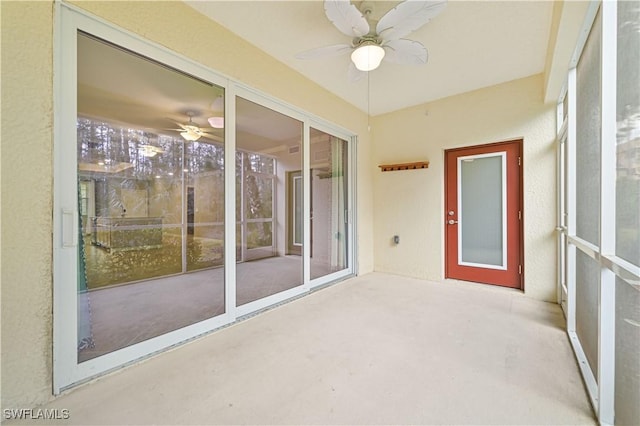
[352,34,383,49]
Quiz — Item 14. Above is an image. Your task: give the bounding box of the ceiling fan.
[296,0,447,81]
[166,112,221,142]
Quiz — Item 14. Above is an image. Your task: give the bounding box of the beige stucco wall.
[1,0,373,410]
[371,74,557,302]
[1,0,56,411]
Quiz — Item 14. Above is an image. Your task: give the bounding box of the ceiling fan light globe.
[351,43,385,71]
[208,116,224,129]
[180,131,201,141]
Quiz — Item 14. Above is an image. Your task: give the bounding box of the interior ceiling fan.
[296,0,447,81]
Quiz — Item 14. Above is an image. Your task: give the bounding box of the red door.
[445,140,523,289]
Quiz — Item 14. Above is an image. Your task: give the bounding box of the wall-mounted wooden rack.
[378,161,430,172]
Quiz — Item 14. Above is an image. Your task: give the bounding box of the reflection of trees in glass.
[78,118,277,253]
[77,117,230,224]
[237,151,276,250]
[78,117,230,286]
[187,142,225,224]
[186,141,224,174]
[77,117,227,181]
[243,153,274,220]
[245,176,273,219]
[77,117,183,180]
[247,152,275,174]
[247,223,272,249]
[78,118,184,220]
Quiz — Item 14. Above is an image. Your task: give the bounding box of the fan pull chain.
[367,71,371,132]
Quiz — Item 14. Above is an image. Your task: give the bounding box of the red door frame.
[444,140,524,289]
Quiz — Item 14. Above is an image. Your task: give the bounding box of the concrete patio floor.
[9,272,595,425]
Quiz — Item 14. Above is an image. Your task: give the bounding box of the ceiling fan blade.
[162,120,190,131]
[164,127,194,134]
[377,0,447,41]
[348,62,366,82]
[295,44,353,60]
[201,133,225,143]
[383,39,428,65]
[324,0,370,38]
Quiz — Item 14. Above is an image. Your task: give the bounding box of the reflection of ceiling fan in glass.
[296,0,447,81]
[207,96,224,130]
[138,144,164,158]
[166,111,220,142]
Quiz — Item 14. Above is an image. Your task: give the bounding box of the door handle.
[448,219,458,225]
[62,209,78,247]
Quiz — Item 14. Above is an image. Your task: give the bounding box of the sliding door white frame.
[53,2,357,393]
[307,118,357,289]
[53,2,233,393]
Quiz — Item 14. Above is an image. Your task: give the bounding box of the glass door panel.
[458,153,506,269]
[309,128,349,280]
[235,97,303,307]
[77,33,225,362]
[185,141,225,271]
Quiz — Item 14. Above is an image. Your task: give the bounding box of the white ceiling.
[186,0,554,116]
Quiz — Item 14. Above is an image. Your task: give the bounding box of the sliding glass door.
[235,96,304,308]
[76,33,226,363]
[309,127,349,280]
[55,4,356,392]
